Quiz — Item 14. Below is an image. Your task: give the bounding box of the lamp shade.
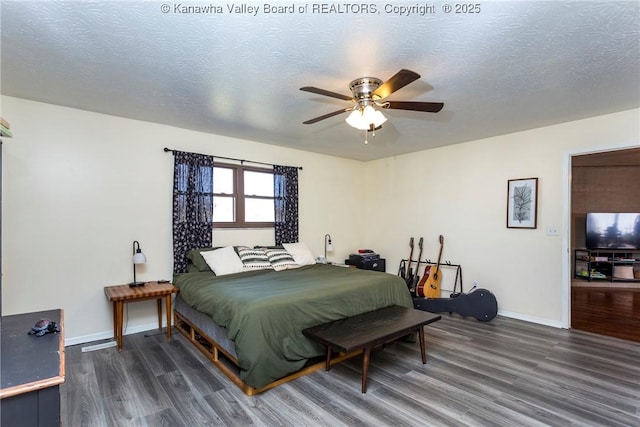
[345,109,367,130]
[132,251,147,264]
[372,110,387,127]
[361,105,376,124]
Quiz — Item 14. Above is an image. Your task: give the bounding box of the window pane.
[245,198,275,222]
[213,196,235,222]
[214,167,234,194]
[244,171,274,197]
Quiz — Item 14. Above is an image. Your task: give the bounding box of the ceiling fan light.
[362,105,376,123]
[372,110,387,127]
[362,105,386,129]
[346,105,387,131]
[346,109,369,130]
[345,109,360,128]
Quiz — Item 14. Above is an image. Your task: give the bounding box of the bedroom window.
[213,163,275,228]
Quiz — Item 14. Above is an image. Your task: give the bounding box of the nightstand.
[104,281,179,351]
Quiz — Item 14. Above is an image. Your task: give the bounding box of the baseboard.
[64,320,167,347]
[81,341,117,352]
[65,311,564,346]
[498,309,565,329]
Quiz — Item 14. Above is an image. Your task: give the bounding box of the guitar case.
[413,288,498,322]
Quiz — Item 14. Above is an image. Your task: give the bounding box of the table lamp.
[129,240,147,287]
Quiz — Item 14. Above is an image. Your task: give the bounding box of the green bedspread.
[174,264,413,389]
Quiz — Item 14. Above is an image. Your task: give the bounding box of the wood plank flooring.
[61,314,640,426]
[571,286,640,342]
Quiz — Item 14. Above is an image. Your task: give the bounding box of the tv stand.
[574,249,640,283]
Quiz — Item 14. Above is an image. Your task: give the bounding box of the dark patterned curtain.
[172,151,215,273]
[273,165,299,245]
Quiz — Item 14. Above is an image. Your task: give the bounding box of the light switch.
[547,226,560,236]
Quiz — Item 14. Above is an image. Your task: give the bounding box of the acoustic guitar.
[417,235,444,298]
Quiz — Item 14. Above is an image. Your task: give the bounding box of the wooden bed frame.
[173,310,360,396]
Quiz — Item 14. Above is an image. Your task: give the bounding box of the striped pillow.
[236,246,273,271]
[264,248,299,271]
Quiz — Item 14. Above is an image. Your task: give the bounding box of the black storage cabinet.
[1,309,64,427]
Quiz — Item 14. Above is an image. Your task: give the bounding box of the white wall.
[1,96,365,344]
[363,109,640,326]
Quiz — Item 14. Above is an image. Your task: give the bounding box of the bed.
[172,250,413,395]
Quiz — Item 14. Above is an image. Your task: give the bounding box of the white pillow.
[283,242,316,266]
[200,246,244,276]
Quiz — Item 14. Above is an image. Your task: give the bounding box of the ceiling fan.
[300,69,444,135]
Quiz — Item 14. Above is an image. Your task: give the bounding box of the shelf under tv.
[574,249,640,283]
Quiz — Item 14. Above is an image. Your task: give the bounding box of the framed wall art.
[507,177,538,229]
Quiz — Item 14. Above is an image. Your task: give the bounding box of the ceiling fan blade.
[384,101,444,113]
[373,69,421,99]
[300,86,353,101]
[303,108,351,124]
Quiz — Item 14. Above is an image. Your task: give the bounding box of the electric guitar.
[409,237,424,293]
[404,237,414,288]
[418,235,444,298]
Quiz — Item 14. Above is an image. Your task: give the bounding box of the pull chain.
[364,127,378,144]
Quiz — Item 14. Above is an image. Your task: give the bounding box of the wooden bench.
[302,305,441,393]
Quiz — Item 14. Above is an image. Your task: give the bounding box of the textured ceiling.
[1,1,639,161]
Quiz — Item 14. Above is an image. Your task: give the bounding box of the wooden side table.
[104,281,179,351]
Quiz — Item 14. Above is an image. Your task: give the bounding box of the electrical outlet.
[547,226,560,236]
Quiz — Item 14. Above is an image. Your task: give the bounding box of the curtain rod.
[163,147,302,170]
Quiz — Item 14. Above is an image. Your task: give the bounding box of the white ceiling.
[1,1,639,161]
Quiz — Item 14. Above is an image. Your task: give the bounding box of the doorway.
[568,147,640,341]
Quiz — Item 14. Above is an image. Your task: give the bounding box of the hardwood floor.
[61,314,640,427]
[571,286,640,342]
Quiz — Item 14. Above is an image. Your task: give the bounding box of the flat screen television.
[586,213,640,250]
